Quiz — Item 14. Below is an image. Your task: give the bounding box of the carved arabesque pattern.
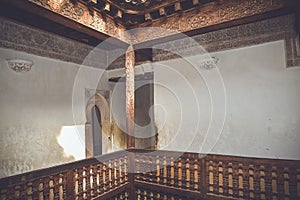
[132,0,290,43]
[28,0,125,39]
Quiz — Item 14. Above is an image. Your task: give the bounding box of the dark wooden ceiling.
[0,0,128,49]
[102,0,215,26]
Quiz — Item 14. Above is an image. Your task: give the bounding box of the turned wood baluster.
[260,166,266,200]
[136,188,141,200]
[170,157,175,187]
[218,162,224,195]
[58,174,64,200]
[238,164,244,198]
[114,159,118,187]
[227,163,234,197]
[156,156,161,184]
[103,164,108,192]
[189,159,195,190]
[119,158,123,184]
[124,156,128,182]
[193,159,199,190]
[208,161,214,193]
[248,165,255,199]
[185,158,191,189]
[83,167,88,199]
[163,156,167,185]
[79,168,85,198]
[90,166,97,198]
[49,176,55,200]
[178,158,183,188]
[108,160,113,190]
[37,179,44,200]
[74,169,79,199]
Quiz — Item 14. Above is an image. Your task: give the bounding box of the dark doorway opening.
[92,105,102,156]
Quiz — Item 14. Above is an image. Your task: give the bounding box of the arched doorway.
[85,93,110,157]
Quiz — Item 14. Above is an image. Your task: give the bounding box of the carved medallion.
[7,59,34,73]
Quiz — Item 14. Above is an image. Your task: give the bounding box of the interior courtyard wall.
[154,40,300,160]
[0,47,111,178]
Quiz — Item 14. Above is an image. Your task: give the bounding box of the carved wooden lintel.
[132,0,297,44]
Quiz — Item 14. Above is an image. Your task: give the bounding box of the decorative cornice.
[132,0,296,44]
[7,59,34,73]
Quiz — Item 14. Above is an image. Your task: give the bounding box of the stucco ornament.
[7,59,34,73]
[198,56,219,70]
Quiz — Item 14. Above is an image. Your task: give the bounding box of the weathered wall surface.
[0,47,111,178]
[154,40,300,160]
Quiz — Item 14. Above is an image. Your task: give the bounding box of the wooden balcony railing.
[0,150,129,200]
[1,149,300,200]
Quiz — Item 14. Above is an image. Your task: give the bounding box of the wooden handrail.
[1,149,299,199]
[0,150,129,199]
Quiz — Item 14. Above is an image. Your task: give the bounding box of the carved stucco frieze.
[153,14,300,67]
[0,18,107,68]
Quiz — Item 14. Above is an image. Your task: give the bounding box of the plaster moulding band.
[6,59,34,73]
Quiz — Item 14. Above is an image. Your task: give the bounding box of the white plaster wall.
[0,47,109,178]
[154,40,300,160]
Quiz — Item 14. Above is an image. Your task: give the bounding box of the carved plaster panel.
[0,18,107,68]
